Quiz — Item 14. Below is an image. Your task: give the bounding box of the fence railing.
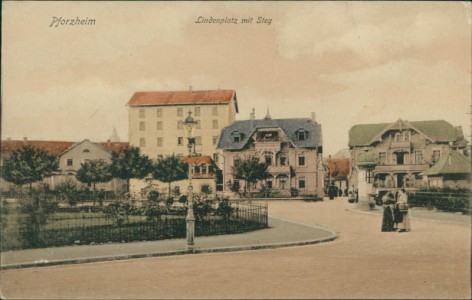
[409,191,471,213]
[1,200,268,251]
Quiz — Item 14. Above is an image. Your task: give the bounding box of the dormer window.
[297,129,308,141]
[231,131,242,143]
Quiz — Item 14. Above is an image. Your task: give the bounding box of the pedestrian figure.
[328,184,336,200]
[395,188,411,232]
[344,187,348,197]
[338,188,343,197]
[381,192,396,232]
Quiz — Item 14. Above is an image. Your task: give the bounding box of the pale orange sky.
[2,1,471,155]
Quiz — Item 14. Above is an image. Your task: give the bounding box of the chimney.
[189,85,193,92]
[250,108,255,120]
[311,112,316,122]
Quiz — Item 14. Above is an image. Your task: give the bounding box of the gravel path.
[1,198,470,299]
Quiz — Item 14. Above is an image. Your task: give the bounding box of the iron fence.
[409,191,471,213]
[1,200,268,251]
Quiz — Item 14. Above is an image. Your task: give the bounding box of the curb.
[0,218,337,271]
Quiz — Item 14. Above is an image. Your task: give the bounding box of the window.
[213,153,219,163]
[139,109,145,118]
[395,152,405,165]
[264,152,273,165]
[298,177,306,189]
[232,131,241,142]
[194,165,201,174]
[140,138,146,147]
[279,176,288,189]
[212,107,218,116]
[279,156,287,166]
[157,137,163,147]
[379,152,387,165]
[365,170,373,183]
[177,121,183,130]
[156,121,163,130]
[201,165,207,174]
[432,150,441,164]
[297,130,307,141]
[177,108,183,117]
[157,108,162,118]
[212,120,218,129]
[195,136,202,145]
[178,137,184,146]
[139,121,145,131]
[196,120,201,129]
[83,149,90,153]
[67,159,73,166]
[298,155,305,166]
[212,136,218,145]
[395,131,410,142]
[266,178,273,189]
[195,107,201,117]
[415,150,423,164]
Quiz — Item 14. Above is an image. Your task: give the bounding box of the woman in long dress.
[395,188,411,232]
[381,192,396,232]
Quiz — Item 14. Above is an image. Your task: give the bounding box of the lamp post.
[181,111,199,252]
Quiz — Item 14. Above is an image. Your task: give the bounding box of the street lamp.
[180,111,199,252]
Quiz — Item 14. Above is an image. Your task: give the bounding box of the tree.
[109,147,152,193]
[76,160,112,205]
[232,156,270,200]
[2,145,58,192]
[152,155,188,197]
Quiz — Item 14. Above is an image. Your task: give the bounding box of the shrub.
[216,199,234,220]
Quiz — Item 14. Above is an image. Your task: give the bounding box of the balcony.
[390,141,411,149]
[268,165,291,174]
[255,141,281,152]
[374,163,429,173]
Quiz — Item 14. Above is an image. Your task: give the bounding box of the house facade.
[127,89,239,161]
[348,119,469,202]
[218,112,324,197]
[0,138,128,191]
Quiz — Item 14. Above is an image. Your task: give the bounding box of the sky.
[2,1,471,156]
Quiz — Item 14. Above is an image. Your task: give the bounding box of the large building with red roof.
[126,88,238,161]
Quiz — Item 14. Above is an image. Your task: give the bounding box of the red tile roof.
[183,155,214,165]
[1,140,74,156]
[1,140,129,156]
[99,142,130,154]
[128,90,235,106]
[326,158,351,177]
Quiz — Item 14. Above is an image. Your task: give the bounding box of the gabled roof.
[127,89,238,111]
[349,119,463,147]
[326,158,350,177]
[421,151,471,176]
[218,118,322,150]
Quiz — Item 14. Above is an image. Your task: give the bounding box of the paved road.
[1,198,470,299]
